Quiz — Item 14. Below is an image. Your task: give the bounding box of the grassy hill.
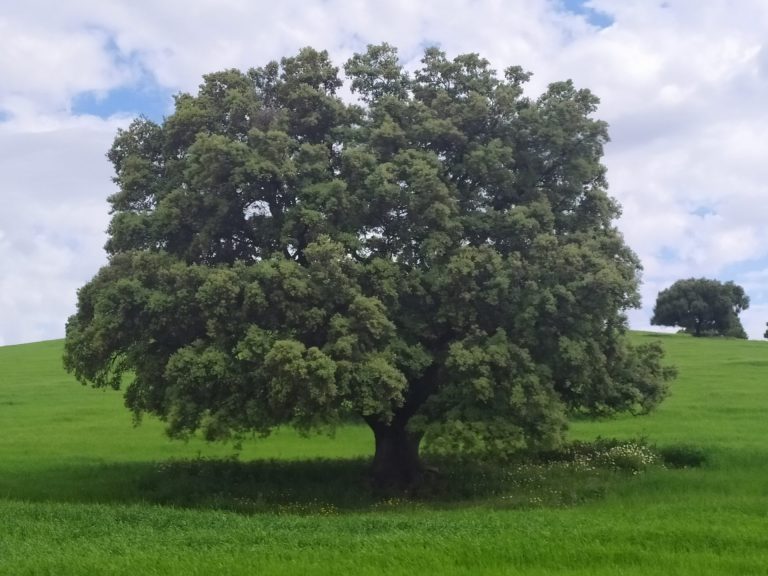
[2,333,768,574]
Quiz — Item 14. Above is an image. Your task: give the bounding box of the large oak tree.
[64,45,673,488]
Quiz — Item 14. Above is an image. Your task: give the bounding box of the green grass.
[2,333,768,574]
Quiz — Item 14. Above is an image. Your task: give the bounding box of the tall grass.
[2,333,768,574]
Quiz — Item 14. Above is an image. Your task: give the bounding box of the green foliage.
[651,277,749,338]
[64,45,673,474]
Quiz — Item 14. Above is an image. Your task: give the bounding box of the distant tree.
[764,322,768,339]
[651,278,749,338]
[64,45,674,489]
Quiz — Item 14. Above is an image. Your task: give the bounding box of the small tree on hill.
[651,278,749,338]
[64,45,674,489]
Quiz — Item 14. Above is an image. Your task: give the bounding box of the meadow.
[2,333,768,575]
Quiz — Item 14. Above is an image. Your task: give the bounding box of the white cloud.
[1,0,768,342]
[0,17,134,117]
[0,116,122,345]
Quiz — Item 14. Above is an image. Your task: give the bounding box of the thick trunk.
[369,421,423,490]
[365,363,441,490]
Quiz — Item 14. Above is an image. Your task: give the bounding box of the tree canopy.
[64,45,674,488]
[651,278,749,338]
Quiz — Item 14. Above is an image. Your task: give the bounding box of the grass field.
[2,333,768,574]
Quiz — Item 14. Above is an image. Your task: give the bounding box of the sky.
[1,0,768,345]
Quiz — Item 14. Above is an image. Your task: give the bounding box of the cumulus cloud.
[1,0,768,343]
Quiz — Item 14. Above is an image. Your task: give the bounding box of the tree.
[651,278,749,338]
[64,45,674,489]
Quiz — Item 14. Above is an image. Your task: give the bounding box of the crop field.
[2,333,768,575]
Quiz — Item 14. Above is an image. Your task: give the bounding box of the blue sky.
[69,31,174,121]
[1,0,768,344]
[72,83,172,121]
[562,0,614,27]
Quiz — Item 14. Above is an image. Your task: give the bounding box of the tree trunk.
[368,421,423,490]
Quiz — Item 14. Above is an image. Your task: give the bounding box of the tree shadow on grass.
[0,450,656,514]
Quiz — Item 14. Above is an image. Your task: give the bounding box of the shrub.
[658,444,708,468]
